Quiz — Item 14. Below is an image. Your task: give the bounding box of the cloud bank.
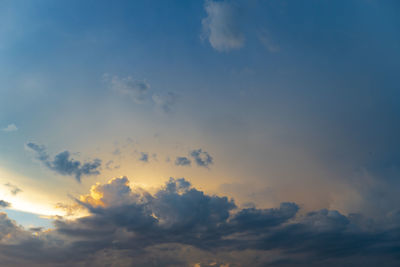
[0,177,400,266]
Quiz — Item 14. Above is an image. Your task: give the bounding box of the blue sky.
[0,0,400,266]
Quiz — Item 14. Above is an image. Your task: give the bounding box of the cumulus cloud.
[26,143,101,182]
[202,0,245,52]
[4,183,22,195]
[190,149,213,168]
[152,92,178,114]
[175,156,191,166]
[0,177,399,266]
[1,124,17,132]
[103,74,150,103]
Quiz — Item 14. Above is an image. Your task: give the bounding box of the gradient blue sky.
[0,1,400,266]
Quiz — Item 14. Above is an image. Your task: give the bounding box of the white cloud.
[202,0,244,52]
[2,124,17,132]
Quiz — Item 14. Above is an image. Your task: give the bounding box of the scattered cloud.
[103,74,150,103]
[26,142,101,182]
[202,0,245,52]
[152,92,178,114]
[190,149,213,168]
[175,156,191,166]
[1,123,18,132]
[139,152,149,162]
[4,183,22,195]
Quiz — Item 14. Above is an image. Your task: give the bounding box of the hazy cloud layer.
[26,143,101,182]
[0,177,399,266]
[202,0,245,51]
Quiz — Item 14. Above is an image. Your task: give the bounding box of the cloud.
[0,200,10,208]
[258,30,280,53]
[175,157,191,166]
[202,0,245,52]
[152,92,178,114]
[26,142,101,182]
[4,183,22,195]
[103,74,150,103]
[1,124,17,132]
[139,152,149,162]
[190,149,213,168]
[0,177,400,266]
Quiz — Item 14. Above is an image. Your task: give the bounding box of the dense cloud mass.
[1,177,400,266]
[26,143,101,182]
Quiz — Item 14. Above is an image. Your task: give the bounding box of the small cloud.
[152,92,178,114]
[139,152,149,162]
[0,200,11,208]
[175,157,191,166]
[202,0,245,52]
[2,124,18,132]
[26,142,101,182]
[4,183,22,195]
[103,74,150,103]
[105,160,120,170]
[190,149,213,168]
[258,30,280,53]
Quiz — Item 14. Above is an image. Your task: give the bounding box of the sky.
[0,0,400,266]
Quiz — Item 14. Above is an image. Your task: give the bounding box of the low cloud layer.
[26,143,101,182]
[0,177,400,266]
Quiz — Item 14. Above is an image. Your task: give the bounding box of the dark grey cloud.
[175,157,191,166]
[4,183,22,195]
[26,143,101,182]
[0,177,400,266]
[190,149,213,168]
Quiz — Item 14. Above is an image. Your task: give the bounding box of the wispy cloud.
[202,0,244,52]
[4,183,22,195]
[26,142,101,182]
[103,74,150,103]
